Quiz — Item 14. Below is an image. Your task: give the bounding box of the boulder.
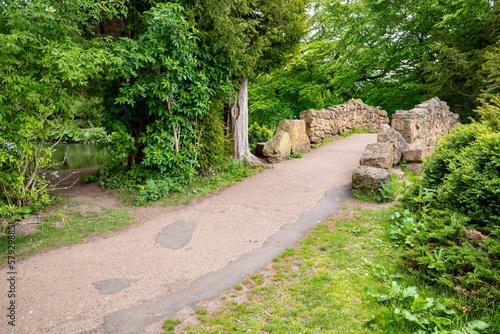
[377,124,407,165]
[352,166,391,192]
[403,144,434,163]
[275,120,311,153]
[359,142,394,169]
[262,130,292,163]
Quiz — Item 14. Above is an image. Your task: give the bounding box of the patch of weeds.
[284,150,303,160]
[234,284,243,291]
[195,309,208,316]
[0,207,134,262]
[367,281,489,333]
[355,174,405,203]
[162,318,181,334]
[250,274,264,285]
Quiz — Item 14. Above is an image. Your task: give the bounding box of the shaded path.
[2,134,376,334]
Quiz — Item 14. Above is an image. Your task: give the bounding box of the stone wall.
[391,97,459,162]
[300,100,389,143]
[353,97,459,192]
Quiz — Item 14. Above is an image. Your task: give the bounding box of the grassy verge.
[0,205,134,262]
[163,203,492,333]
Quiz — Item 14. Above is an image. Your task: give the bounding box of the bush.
[50,127,110,145]
[422,123,489,190]
[249,122,274,153]
[197,99,230,175]
[390,208,500,309]
[437,132,500,228]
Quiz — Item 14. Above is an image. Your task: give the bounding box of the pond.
[50,143,109,170]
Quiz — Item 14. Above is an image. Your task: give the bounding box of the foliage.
[475,96,500,132]
[249,0,500,123]
[389,207,500,311]
[421,123,490,191]
[394,107,500,318]
[50,127,110,145]
[367,281,489,333]
[0,0,124,211]
[355,174,404,203]
[196,96,230,175]
[248,122,274,153]
[99,158,259,206]
[105,3,219,179]
[436,132,500,227]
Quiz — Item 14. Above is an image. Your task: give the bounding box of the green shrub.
[367,281,489,333]
[390,208,500,309]
[51,127,110,145]
[422,123,489,190]
[197,101,230,175]
[249,122,274,153]
[437,132,500,227]
[475,96,500,132]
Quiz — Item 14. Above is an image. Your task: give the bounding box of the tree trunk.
[230,78,252,161]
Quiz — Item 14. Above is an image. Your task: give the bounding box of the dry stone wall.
[391,97,459,162]
[353,97,458,193]
[300,100,389,143]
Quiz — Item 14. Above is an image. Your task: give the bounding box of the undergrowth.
[98,159,262,206]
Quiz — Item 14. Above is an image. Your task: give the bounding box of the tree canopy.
[249,0,500,125]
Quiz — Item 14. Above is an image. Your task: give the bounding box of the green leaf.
[466,320,489,330]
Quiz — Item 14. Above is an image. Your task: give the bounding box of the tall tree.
[180,0,310,161]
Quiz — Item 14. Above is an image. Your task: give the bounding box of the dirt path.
[1,134,376,334]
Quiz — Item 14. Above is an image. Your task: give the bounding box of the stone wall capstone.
[300,100,389,143]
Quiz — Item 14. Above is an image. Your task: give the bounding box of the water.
[50,143,109,170]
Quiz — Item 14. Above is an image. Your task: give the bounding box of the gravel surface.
[1,134,376,334]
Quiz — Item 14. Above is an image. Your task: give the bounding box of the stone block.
[275,120,311,153]
[262,130,292,163]
[403,145,434,163]
[377,124,407,165]
[352,166,391,192]
[359,142,394,169]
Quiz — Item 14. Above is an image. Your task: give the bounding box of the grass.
[163,204,489,334]
[0,204,134,262]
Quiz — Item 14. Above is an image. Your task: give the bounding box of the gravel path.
[1,134,376,334]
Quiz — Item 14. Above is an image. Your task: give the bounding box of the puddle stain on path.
[93,278,137,295]
[155,221,198,250]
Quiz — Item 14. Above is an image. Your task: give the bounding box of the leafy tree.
[249,0,500,123]
[103,3,229,180]
[0,0,124,213]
